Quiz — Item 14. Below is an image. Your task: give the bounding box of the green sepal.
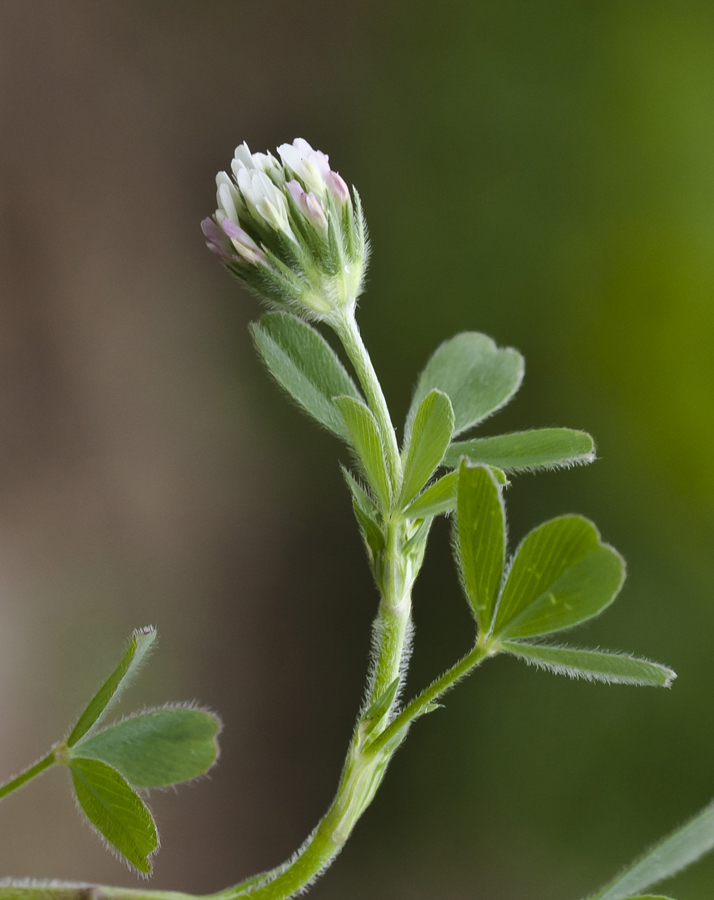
[456,462,506,632]
[501,641,675,687]
[70,707,222,787]
[67,627,156,748]
[493,516,625,640]
[69,757,158,875]
[399,389,454,510]
[407,332,524,438]
[250,312,362,440]
[335,396,392,512]
[444,428,595,472]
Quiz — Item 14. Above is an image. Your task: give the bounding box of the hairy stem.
[0,752,55,802]
[331,310,402,493]
[369,636,498,756]
[0,314,472,900]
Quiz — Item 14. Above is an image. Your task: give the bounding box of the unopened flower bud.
[203,137,369,322]
[287,180,328,231]
[278,138,331,197]
[220,217,267,265]
[326,170,350,205]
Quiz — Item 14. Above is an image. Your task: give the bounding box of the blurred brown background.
[2,2,714,898]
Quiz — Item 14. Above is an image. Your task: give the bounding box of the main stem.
[0,312,440,900]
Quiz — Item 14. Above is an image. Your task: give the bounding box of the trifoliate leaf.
[70,707,221,787]
[251,312,362,440]
[444,428,595,472]
[67,627,156,747]
[407,332,524,438]
[456,463,506,632]
[399,390,454,509]
[501,642,675,687]
[70,757,157,874]
[335,396,392,512]
[493,516,625,639]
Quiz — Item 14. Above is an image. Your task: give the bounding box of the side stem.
[0,752,55,802]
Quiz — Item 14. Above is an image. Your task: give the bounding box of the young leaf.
[587,801,714,900]
[335,396,392,512]
[67,627,157,747]
[501,642,676,687]
[70,707,221,787]
[444,428,595,471]
[493,516,625,640]
[456,462,506,632]
[341,465,379,517]
[361,679,400,731]
[251,312,362,441]
[404,466,509,520]
[69,757,158,874]
[399,389,454,509]
[404,470,458,519]
[407,332,524,438]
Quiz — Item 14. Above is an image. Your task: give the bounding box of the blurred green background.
[1,1,714,897]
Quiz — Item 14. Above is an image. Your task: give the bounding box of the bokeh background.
[1,1,714,897]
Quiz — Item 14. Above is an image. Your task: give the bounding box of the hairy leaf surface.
[71,708,221,787]
[335,397,392,511]
[493,516,625,639]
[501,642,675,687]
[70,757,157,874]
[587,801,714,900]
[444,428,595,471]
[457,463,506,631]
[407,332,524,437]
[67,627,156,747]
[251,312,362,440]
[399,390,454,509]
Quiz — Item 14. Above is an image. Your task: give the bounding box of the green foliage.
[399,389,454,509]
[456,462,505,631]
[407,332,524,437]
[70,708,221,787]
[403,470,458,519]
[67,627,156,747]
[492,516,625,639]
[69,757,158,875]
[501,642,675,687]
[444,427,595,472]
[251,312,362,440]
[335,396,392,511]
[588,801,714,900]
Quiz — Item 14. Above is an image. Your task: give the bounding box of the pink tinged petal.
[220,218,259,249]
[304,192,328,229]
[326,170,350,204]
[286,179,305,204]
[201,217,232,261]
[220,218,266,265]
[312,150,331,179]
[293,137,315,155]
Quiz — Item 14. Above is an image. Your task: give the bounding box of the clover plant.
[1,137,712,900]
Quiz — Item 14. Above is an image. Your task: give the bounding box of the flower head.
[202,139,368,321]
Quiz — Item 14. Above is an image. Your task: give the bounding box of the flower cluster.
[202,139,368,321]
